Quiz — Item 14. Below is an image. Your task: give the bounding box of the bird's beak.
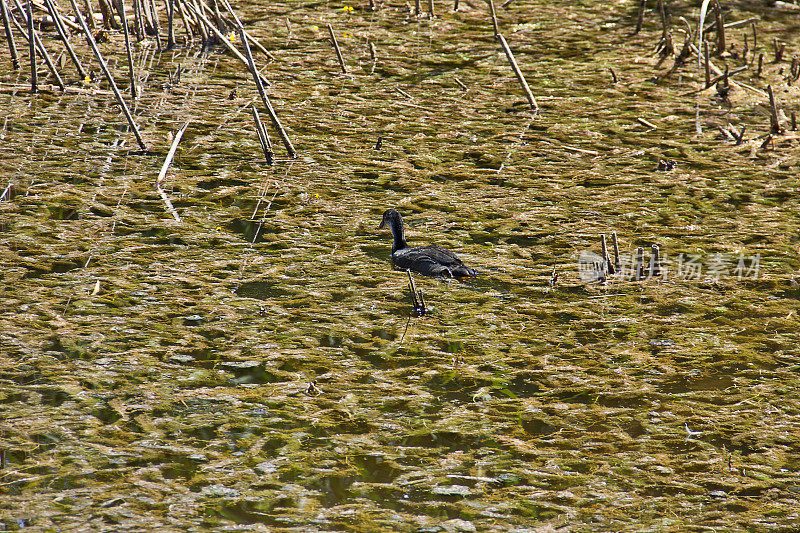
[378,219,386,229]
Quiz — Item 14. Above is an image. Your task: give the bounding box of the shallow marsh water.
[1,0,800,531]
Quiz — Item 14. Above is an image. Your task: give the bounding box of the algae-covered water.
[2,0,800,530]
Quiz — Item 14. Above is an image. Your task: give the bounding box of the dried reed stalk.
[82,0,96,30]
[327,23,347,74]
[368,40,377,74]
[251,105,273,166]
[488,0,498,35]
[634,247,644,281]
[68,0,147,150]
[236,23,296,157]
[601,234,615,275]
[634,0,645,34]
[185,2,270,86]
[9,0,64,89]
[166,0,175,49]
[148,0,162,50]
[44,0,87,79]
[113,0,137,100]
[497,34,538,111]
[649,244,661,277]
[1,0,20,69]
[713,0,724,55]
[156,121,190,222]
[28,0,36,92]
[132,0,145,39]
[773,37,784,62]
[767,84,780,134]
[219,0,274,60]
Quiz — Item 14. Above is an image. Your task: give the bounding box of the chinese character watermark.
[577,250,761,282]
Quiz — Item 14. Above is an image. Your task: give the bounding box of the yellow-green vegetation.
[1,0,800,531]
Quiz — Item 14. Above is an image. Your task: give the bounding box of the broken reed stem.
[713,0,724,55]
[9,0,64,89]
[44,0,87,79]
[773,37,784,62]
[219,0,275,60]
[649,244,661,277]
[756,52,763,77]
[166,0,175,49]
[142,0,155,35]
[209,0,223,33]
[657,0,667,39]
[148,0,162,51]
[82,0,96,30]
[175,0,192,42]
[28,0,36,92]
[98,0,116,29]
[634,247,644,281]
[136,0,148,40]
[634,0,645,34]
[767,84,780,134]
[706,65,746,88]
[115,0,137,100]
[156,121,190,222]
[68,0,147,151]
[488,0,499,36]
[250,105,273,166]
[1,0,19,69]
[611,231,620,271]
[427,0,434,18]
[496,34,538,112]
[368,40,377,74]
[129,0,140,39]
[734,124,746,145]
[688,42,720,77]
[601,234,615,275]
[189,0,207,44]
[185,3,270,87]
[327,23,347,74]
[636,117,657,129]
[237,24,296,158]
[703,40,710,87]
[743,33,748,63]
[609,67,617,83]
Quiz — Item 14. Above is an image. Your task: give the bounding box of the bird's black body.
[378,209,477,279]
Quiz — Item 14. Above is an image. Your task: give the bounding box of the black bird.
[378,209,477,279]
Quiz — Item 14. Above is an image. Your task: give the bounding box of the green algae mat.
[2,0,800,530]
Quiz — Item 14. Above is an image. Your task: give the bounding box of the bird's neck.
[390,220,407,253]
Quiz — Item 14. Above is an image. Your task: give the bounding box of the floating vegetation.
[1,0,800,530]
